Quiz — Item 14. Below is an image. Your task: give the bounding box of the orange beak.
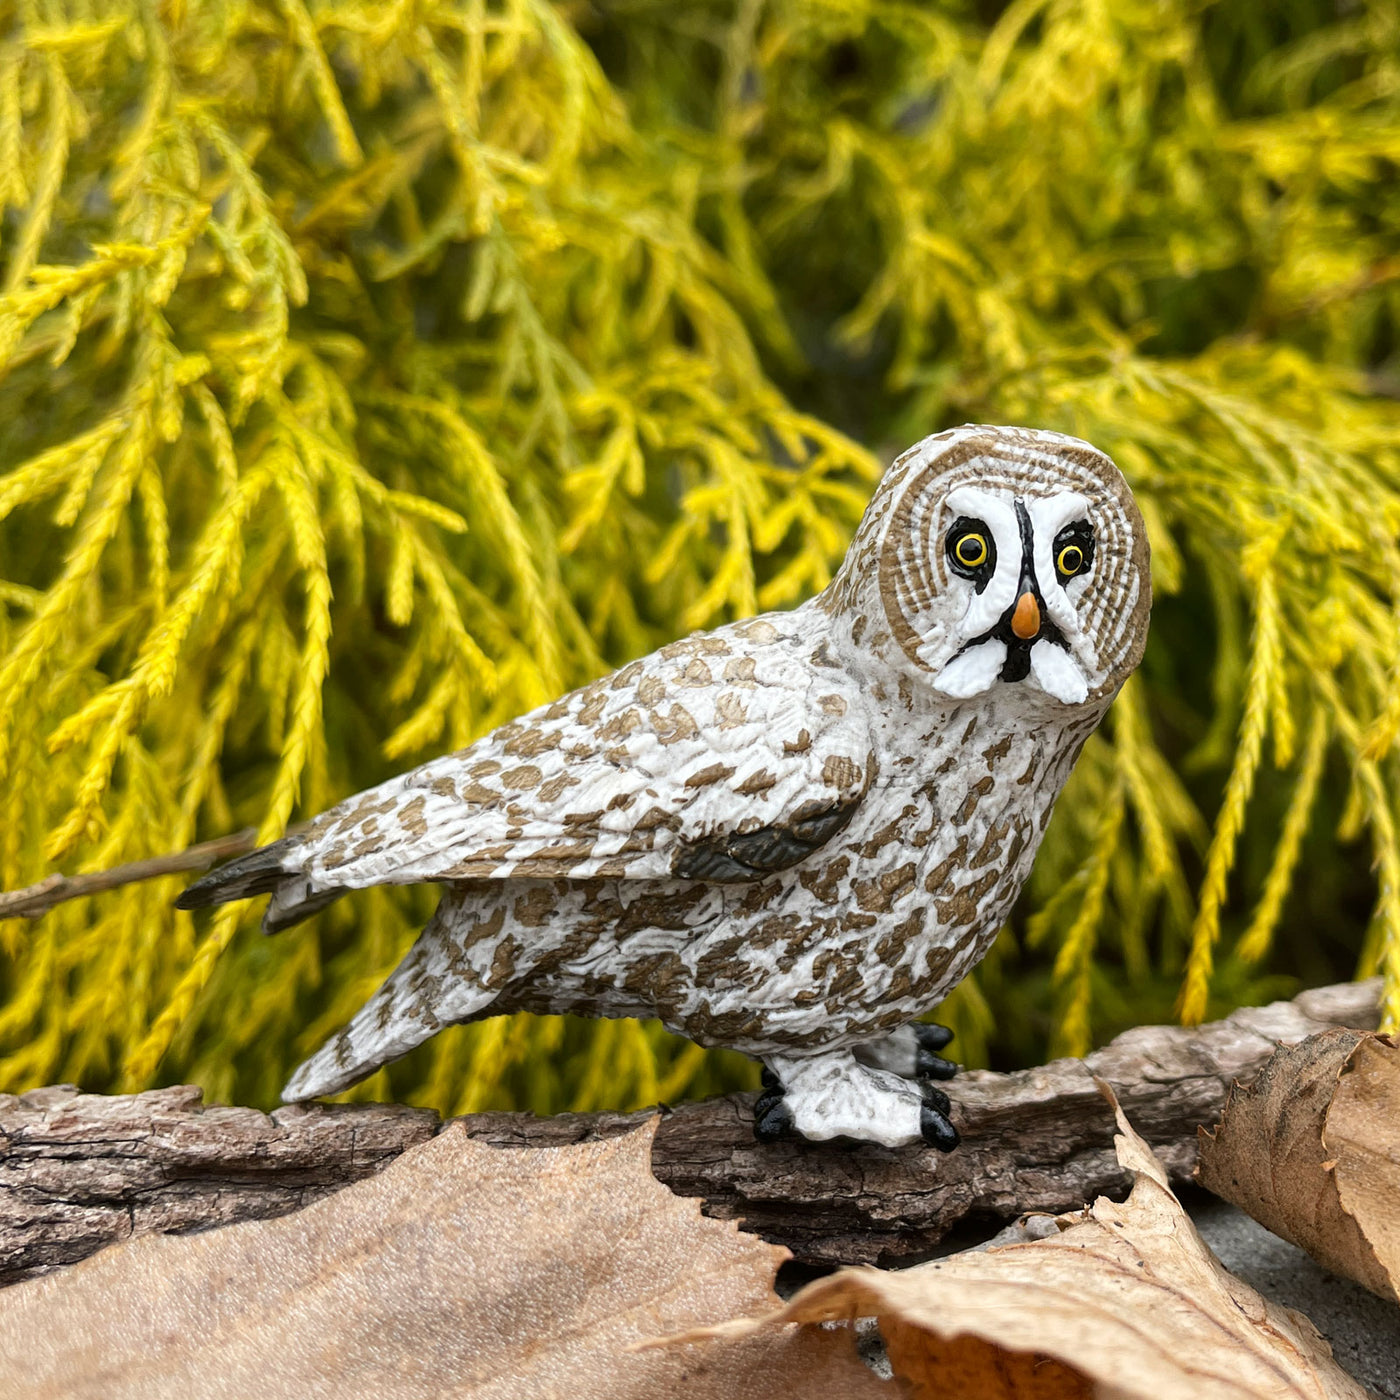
[1011,591,1041,640]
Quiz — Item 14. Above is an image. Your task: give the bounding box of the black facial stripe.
[954,620,1069,651]
[1000,646,1031,683]
[1012,499,1039,599]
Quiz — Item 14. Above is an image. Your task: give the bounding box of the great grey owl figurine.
[179,424,1151,1150]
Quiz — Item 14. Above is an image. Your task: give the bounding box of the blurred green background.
[0,0,1398,1115]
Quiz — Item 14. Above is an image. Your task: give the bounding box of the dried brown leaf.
[1198,1028,1400,1303]
[1328,1038,1400,1291]
[0,1119,889,1400]
[662,1087,1366,1399]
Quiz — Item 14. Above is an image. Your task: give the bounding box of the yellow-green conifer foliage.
[0,0,1397,1112]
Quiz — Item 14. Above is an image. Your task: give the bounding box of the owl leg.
[852,1022,958,1082]
[755,1050,960,1151]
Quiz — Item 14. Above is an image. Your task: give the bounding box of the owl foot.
[912,1022,959,1081]
[752,1067,795,1142]
[919,1083,960,1152]
[759,1051,960,1150]
[852,1021,959,1084]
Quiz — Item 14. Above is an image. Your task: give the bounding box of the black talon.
[753,1086,783,1118]
[921,1084,951,1116]
[915,1048,959,1081]
[920,1102,960,1152]
[912,1022,955,1053]
[753,1069,793,1142]
[754,1093,794,1143]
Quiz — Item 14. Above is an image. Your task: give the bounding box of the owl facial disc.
[854,425,1150,709]
[931,485,1099,704]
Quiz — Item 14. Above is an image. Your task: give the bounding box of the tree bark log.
[0,979,1379,1284]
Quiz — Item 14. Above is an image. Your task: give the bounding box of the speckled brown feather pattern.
[182,424,1151,1146]
[288,617,872,894]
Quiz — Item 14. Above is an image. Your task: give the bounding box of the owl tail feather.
[280,981,496,1102]
[280,1021,408,1103]
[175,836,347,935]
[175,838,300,907]
[281,902,499,1102]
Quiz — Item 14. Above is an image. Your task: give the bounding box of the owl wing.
[177,618,875,930]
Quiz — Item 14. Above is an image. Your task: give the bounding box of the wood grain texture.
[0,979,1378,1283]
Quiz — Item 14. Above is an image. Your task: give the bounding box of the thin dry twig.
[0,828,258,920]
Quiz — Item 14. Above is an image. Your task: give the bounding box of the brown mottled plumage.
[181,425,1150,1148]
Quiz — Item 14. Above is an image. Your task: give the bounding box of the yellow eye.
[954,533,988,568]
[1057,543,1085,577]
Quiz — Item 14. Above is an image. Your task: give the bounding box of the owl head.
[827,425,1151,708]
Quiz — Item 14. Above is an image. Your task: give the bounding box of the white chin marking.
[932,640,1006,698]
[1030,644,1089,704]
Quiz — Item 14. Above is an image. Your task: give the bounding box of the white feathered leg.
[756,1049,959,1150]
